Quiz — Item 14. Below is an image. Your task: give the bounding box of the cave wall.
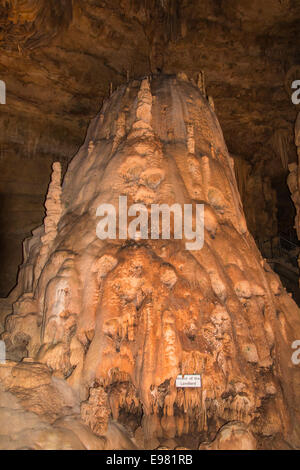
[233,155,278,243]
[0,0,299,297]
[288,112,300,274]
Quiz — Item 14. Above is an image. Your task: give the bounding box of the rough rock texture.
[1,75,300,450]
[287,112,300,280]
[0,362,135,450]
[199,421,257,450]
[0,361,83,450]
[234,155,278,243]
[0,0,299,295]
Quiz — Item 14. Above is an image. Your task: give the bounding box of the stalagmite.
[208,95,215,111]
[1,75,300,450]
[34,162,62,288]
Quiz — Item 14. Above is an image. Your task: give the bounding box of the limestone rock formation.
[35,161,63,288]
[234,155,278,245]
[288,162,299,239]
[1,1,299,297]
[199,421,257,451]
[287,112,300,280]
[1,75,300,450]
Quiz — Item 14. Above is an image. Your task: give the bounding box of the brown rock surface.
[288,112,300,282]
[0,0,299,295]
[199,421,257,450]
[1,75,300,450]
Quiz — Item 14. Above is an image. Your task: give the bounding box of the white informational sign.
[176,374,201,388]
[0,340,6,364]
[0,80,6,105]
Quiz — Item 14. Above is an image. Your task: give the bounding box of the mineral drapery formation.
[1,75,300,450]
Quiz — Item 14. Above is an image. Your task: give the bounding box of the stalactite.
[271,127,293,170]
[233,155,250,202]
[130,0,181,42]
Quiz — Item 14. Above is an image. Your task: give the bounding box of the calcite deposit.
[1,74,300,450]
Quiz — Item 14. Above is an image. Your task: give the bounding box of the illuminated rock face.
[1,75,300,450]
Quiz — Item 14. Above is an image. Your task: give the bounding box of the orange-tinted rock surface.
[1,75,300,450]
